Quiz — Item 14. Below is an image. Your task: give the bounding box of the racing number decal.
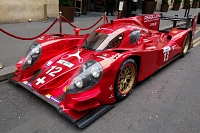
[163,46,171,62]
[35,66,62,85]
[46,66,62,77]
[164,51,169,62]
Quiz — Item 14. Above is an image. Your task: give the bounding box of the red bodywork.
[10,14,197,127]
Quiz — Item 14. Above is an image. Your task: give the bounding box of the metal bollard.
[59,12,62,33]
[74,28,80,36]
[197,12,200,24]
[43,4,48,22]
[0,63,4,69]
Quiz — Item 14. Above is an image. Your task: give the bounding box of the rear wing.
[142,6,198,33]
[159,6,198,43]
[113,6,198,33]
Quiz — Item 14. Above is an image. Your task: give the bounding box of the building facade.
[0,0,190,24]
[0,0,59,23]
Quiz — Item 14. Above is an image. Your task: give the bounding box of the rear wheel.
[114,59,137,101]
[181,34,191,57]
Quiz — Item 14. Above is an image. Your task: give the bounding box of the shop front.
[74,0,142,16]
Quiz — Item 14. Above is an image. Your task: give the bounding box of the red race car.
[10,12,198,128]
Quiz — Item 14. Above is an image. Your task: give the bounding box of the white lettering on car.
[144,14,160,22]
[150,22,157,27]
[109,94,114,98]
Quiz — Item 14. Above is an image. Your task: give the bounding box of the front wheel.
[181,34,191,57]
[114,58,138,101]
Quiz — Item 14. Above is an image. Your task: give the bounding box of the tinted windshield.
[82,31,123,51]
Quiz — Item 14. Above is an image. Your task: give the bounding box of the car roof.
[95,22,140,35]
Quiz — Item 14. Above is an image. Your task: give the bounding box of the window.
[105,34,123,49]
[82,31,108,50]
[130,30,141,44]
[82,31,124,51]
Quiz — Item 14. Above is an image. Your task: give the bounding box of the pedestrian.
[106,0,114,16]
[132,0,137,17]
[126,0,133,17]
[113,0,117,13]
[126,0,137,17]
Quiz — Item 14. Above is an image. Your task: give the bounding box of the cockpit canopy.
[82,31,124,51]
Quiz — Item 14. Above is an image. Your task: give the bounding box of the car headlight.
[74,76,83,88]
[91,66,101,78]
[66,60,103,94]
[22,42,42,69]
[32,47,40,54]
[27,56,32,65]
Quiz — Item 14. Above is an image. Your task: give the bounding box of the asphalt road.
[0,26,200,133]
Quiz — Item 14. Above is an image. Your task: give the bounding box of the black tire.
[114,58,138,101]
[181,34,191,57]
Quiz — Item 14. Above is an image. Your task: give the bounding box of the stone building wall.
[0,0,59,23]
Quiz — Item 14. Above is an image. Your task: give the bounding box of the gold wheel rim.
[183,37,190,54]
[118,64,135,95]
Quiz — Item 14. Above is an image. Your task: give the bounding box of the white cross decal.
[36,77,46,85]
[109,85,113,91]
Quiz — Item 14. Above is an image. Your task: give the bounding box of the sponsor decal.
[45,94,60,104]
[150,22,157,27]
[23,81,32,88]
[144,14,160,22]
[27,82,32,87]
[97,53,108,60]
[163,46,171,53]
[46,61,53,66]
[97,56,106,60]
[63,86,69,92]
[57,60,74,68]
[172,30,178,34]
[62,49,83,63]
[23,81,28,84]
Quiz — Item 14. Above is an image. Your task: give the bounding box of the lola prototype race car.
[10,12,198,128]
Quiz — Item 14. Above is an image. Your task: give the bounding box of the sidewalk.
[0,8,199,81]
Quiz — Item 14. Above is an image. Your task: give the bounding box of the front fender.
[14,33,87,81]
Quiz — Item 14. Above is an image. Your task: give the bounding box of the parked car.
[10,12,198,128]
